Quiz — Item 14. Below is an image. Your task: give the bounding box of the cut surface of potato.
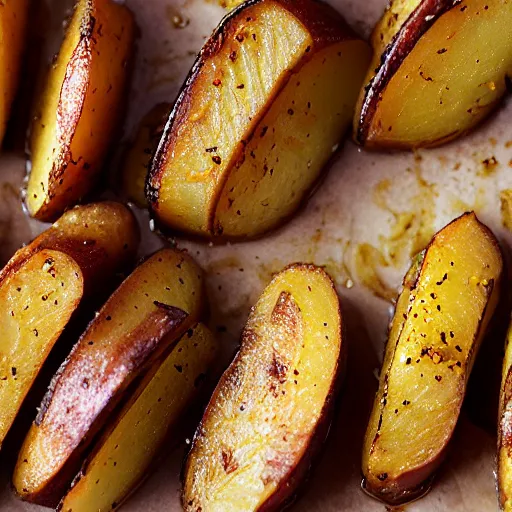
[362,212,503,506]
[26,0,135,221]
[0,202,138,449]
[121,103,171,208]
[0,0,29,145]
[59,323,217,512]
[499,321,512,511]
[13,248,204,507]
[183,264,343,511]
[147,0,371,239]
[355,0,512,149]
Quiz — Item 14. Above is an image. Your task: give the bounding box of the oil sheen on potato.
[362,212,503,506]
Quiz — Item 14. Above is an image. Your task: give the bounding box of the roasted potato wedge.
[0,201,138,448]
[59,322,217,512]
[121,103,171,208]
[354,0,512,149]
[13,248,205,507]
[183,264,343,511]
[147,0,371,240]
[26,0,135,221]
[362,212,503,506]
[0,0,29,146]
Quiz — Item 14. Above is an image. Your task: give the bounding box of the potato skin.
[183,264,343,512]
[0,0,29,145]
[147,0,370,240]
[13,248,205,507]
[354,0,512,148]
[58,323,218,512]
[26,0,135,221]
[362,212,503,506]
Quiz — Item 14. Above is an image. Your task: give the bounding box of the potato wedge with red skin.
[362,212,503,506]
[146,0,371,240]
[58,323,218,512]
[26,0,135,221]
[0,0,29,146]
[0,202,138,449]
[183,264,343,512]
[354,0,512,149]
[13,248,205,507]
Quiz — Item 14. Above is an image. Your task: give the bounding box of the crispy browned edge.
[145,0,357,240]
[182,263,345,512]
[18,303,189,508]
[499,362,512,509]
[362,212,504,506]
[355,0,463,147]
[26,0,136,222]
[56,322,217,512]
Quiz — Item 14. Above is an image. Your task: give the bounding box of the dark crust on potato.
[355,0,461,145]
[363,212,503,506]
[21,305,188,507]
[146,0,354,229]
[182,263,344,512]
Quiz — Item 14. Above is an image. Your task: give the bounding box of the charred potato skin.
[13,248,205,507]
[146,0,361,241]
[183,264,344,512]
[362,213,503,506]
[27,0,136,222]
[355,0,455,147]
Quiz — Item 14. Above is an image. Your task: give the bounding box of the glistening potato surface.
[147,0,371,239]
[354,0,512,148]
[13,248,204,507]
[0,201,138,448]
[362,212,503,506]
[26,0,135,221]
[183,264,343,512]
[59,323,217,512]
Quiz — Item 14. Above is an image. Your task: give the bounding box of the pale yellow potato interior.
[27,0,134,219]
[367,0,512,147]
[14,248,203,499]
[214,39,371,238]
[0,0,29,144]
[0,249,83,445]
[59,323,217,512]
[363,213,502,495]
[156,1,312,234]
[184,266,341,512]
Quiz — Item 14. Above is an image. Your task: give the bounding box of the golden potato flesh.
[362,212,503,506]
[0,202,138,448]
[59,323,218,512]
[183,264,343,512]
[14,248,205,507]
[27,0,135,221]
[0,0,29,146]
[355,0,512,149]
[147,0,371,240]
[498,318,512,511]
[121,103,171,208]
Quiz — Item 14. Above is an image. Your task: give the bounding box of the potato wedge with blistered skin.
[354,0,512,149]
[13,248,205,507]
[147,0,371,240]
[183,264,343,512]
[0,202,138,449]
[0,0,29,146]
[362,212,503,506]
[58,323,217,512]
[26,0,135,221]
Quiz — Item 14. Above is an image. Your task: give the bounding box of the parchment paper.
[0,0,511,510]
